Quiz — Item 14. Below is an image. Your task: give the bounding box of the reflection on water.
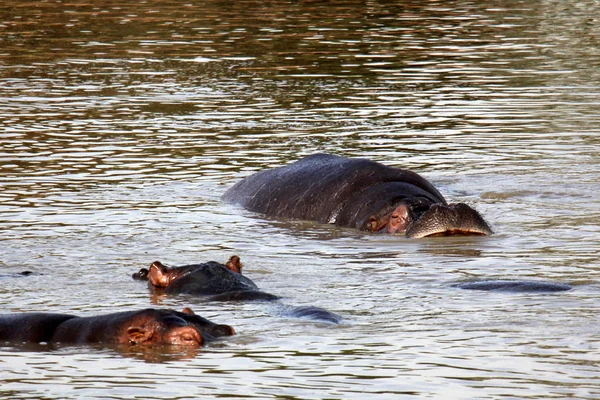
[1,0,599,398]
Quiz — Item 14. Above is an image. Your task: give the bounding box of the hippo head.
[124,310,204,347]
[366,201,492,238]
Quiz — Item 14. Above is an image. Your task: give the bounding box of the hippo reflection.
[222,153,493,238]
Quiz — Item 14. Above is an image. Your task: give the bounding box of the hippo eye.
[179,333,200,345]
[411,204,429,216]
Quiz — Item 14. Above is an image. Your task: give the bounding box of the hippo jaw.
[405,203,493,238]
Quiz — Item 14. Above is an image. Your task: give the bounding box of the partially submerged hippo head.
[50,308,205,347]
[366,201,493,238]
[143,256,243,287]
[137,257,260,296]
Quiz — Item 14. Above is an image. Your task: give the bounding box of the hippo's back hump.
[453,280,573,292]
[222,153,444,222]
[0,313,77,343]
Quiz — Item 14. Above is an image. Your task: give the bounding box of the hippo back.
[165,264,259,295]
[452,280,573,293]
[223,153,446,227]
[0,313,77,343]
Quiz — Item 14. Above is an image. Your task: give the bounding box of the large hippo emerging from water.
[222,153,493,238]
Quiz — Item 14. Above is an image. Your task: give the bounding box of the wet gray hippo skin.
[133,257,343,324]
[0,313,77,343]
[222,153,493,238]
[0,308,234,346]
[453,280,573,292]
[284,305,343,324]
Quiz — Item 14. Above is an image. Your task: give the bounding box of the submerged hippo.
[222,153,493,238]
[452,280,573,293]
[0,308,235,347]
[0,270,34,279]
[133,256,343,324]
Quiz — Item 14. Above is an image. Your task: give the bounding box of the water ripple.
[1,0,600,398]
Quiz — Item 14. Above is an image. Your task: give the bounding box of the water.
[1,0,599,398]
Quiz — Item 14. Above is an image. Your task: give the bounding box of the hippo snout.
[406,203,493,238]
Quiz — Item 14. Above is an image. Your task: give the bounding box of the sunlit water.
[1,0,599,398]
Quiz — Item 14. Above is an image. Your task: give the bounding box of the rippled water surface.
[1,0,599,398]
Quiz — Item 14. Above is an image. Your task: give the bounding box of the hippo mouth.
[405,203,493,238]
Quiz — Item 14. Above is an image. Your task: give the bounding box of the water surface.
[1,0,599,398]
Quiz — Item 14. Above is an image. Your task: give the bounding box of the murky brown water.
[1,0,599,398]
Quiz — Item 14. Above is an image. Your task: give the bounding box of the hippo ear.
[225,256,242,273]
[126,326,153,345]
[148,262,169,287]
[182,307,195,315]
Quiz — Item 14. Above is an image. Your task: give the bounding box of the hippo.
[131,256,243,287]
[0,270,34,279]
[452,280,573,293]
[133,256,343,324]
[133,255,279,301]
[282,305,343,324]
[0,308,235,347]
[222,153,493,238]
[51,308,206,346]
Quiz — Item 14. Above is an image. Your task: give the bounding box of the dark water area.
[1,0,599,399]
